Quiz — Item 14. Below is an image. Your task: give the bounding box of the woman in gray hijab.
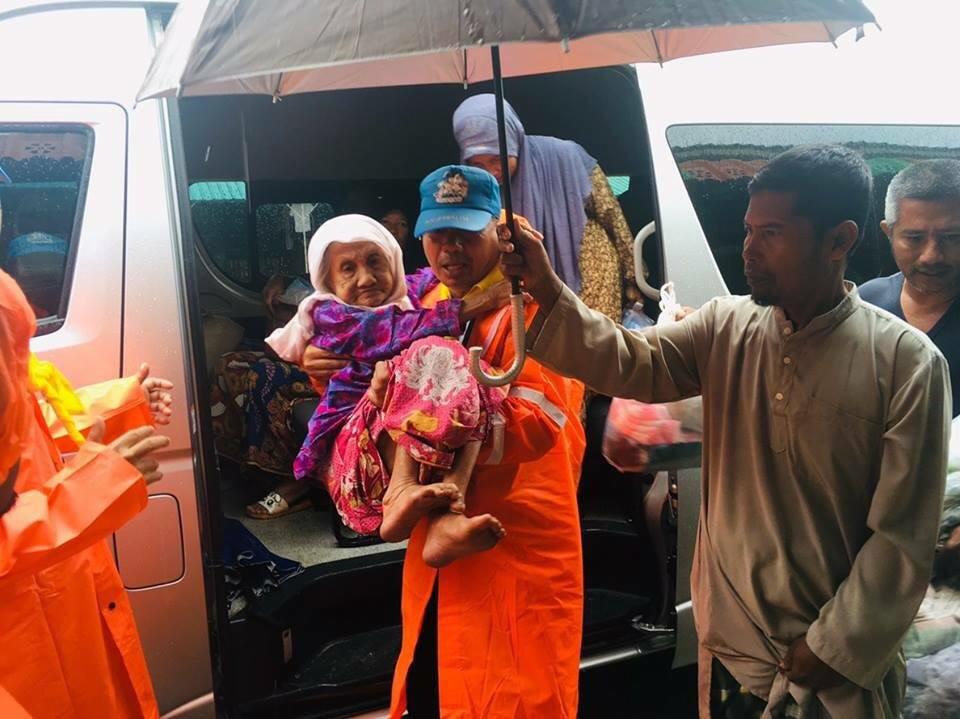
[452,94,638,320]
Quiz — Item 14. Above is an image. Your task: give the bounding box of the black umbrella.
[139,0,877,384]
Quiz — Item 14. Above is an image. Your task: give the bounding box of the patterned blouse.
[292,269,458,481]
[577,165,640,321]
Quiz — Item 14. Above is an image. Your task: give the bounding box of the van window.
[665,125,960,294]
[190,180,251,285]
[255,201,334,279]
[189,180,335,288]
[0,126,93,330]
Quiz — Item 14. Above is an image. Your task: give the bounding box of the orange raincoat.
[389,269,586,718]
[0,270,159,719]
[0,686,32,719]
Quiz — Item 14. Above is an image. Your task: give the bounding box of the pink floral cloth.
[323,337,506,535]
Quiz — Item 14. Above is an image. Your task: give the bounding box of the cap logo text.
[434,172,469,204]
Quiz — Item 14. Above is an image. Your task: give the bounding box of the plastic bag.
[657,281,683,323]
[603,282,702,472]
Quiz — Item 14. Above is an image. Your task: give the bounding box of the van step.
[286,626,401,690]
[586,588,651,630]
[583,588,654,652]
[278,589,651,694]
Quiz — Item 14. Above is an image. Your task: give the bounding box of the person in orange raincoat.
[0,268,171,719]
[306,166,587,718]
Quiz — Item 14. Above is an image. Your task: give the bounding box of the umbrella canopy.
[139,0,876,386]
[139,0,876,101]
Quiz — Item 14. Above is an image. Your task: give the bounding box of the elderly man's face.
[883,199,960,296]
[422,220,500,297]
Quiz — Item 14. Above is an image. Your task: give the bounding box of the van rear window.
[189,181,336,288]
[0,126,93,332]
[665,124,960,294]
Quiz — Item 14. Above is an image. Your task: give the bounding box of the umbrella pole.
[469,44,527,387]
[491,45,520,296]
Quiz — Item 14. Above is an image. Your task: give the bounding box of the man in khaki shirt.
[500,145,951,718]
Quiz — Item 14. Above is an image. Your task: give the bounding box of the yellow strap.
[434,210,529,301]
[28,354,85,445]
[435,266,506,302]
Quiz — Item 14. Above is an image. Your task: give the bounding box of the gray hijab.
[453,95,597,293]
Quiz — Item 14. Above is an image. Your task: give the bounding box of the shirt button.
[108,601,117,611]
[775,392,784,401]
[783,327,792,336]
[783,357,792,365]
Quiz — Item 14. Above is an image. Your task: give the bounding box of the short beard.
[906,269,958,296]
[750,292,775,307]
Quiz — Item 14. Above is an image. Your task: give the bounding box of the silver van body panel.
[0,4,213,716]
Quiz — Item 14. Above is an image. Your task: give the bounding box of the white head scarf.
[265,214,412,362]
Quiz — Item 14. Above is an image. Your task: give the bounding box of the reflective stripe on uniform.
[508,387,567,428]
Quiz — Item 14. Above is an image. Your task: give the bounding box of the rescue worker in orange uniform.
[0,267,171,718]
[305,166,587,718]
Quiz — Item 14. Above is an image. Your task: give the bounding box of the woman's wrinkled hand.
[366,361,391,409]
[301,345,349,392]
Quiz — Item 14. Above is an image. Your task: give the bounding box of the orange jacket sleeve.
[0,441,147,579]
[0,685,31,719]
[40,376,154,453]
[481,358,571,466]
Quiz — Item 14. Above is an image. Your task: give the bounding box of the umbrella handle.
[469,294,526,387]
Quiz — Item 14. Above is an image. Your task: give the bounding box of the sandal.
[245,491,312,520]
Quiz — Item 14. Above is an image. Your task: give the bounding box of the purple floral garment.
[292,269,457,481]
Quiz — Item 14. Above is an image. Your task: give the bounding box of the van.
[1,1,955,717]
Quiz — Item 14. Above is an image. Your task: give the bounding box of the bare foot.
[422,513,506,568]
[443,439,482,514]
[381,483,461,542]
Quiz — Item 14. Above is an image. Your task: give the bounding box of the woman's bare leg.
[380,437,461,542]
[422,440,506,568]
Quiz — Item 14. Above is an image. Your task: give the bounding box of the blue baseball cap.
[414,165,501,238]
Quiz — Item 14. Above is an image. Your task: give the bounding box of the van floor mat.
[584,588,651,632]
[286,625,401,690]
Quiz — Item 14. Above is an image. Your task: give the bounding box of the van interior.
[177,66,681,718]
